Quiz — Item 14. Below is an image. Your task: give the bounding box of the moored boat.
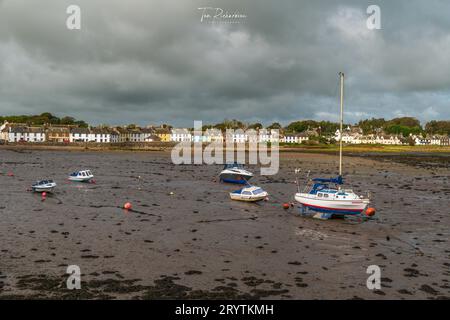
[294,73,373,220]
[230,186,268,202]
[219,163,253,184]
[32,180,57,193]
[69,170,94,182]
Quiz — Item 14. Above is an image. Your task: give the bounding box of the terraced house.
[7,126,46,143]
[46,126,70,143]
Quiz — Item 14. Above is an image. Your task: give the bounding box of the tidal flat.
[0,149,449,299]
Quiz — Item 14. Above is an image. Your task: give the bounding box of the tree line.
[0,112,88,128]
[1,113,449,136]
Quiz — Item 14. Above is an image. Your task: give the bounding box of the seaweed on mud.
[3,273,291,300]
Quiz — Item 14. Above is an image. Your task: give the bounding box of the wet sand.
[0,149,449,299]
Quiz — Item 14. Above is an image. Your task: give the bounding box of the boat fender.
[365,207,376,217]
[123,202,132,210]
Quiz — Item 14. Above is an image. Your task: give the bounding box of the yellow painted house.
[155,128,171,142]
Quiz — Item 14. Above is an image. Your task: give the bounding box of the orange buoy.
[282,203,290,210]
[123,202,132,210]
[366,207,376,217]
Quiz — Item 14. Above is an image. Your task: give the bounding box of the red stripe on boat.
[302,203,363,212]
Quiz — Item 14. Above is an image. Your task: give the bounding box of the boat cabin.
[70,170,93,178]
[34,179,54,185]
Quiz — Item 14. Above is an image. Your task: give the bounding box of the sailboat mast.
[339,72,344,177]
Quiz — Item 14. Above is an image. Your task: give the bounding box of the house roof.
[10,126,28,133]
[70,127,90,134]
[47,127,70,133]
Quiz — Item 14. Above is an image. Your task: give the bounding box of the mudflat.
[0,149,449,299]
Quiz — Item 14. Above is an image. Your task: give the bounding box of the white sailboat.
[294,72,373,219]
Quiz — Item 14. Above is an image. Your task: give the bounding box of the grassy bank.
[279,143,450,154]
[1,142,449,154]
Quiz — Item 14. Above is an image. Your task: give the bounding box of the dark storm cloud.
[0,0,449,126]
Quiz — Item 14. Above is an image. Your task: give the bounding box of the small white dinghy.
[230,186,268,202]
[69,170,94,182]
[32,180,57,193]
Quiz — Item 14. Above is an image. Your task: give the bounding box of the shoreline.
[1,143,450,154]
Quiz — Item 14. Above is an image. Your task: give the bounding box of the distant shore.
[1,142,449,154]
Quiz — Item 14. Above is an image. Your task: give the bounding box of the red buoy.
[282,203,290,210]
[366,207,376,217]
[123,202,132,210]
[7,172,14,177]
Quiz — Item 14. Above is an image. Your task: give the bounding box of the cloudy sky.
[0,0,449,126]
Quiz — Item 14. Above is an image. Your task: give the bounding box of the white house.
[204,128,224,143]
[373,135,403,145]
[110,129,120,143]
[90,128,111,143]
[8,126,45,142]
[282,132,309,144]
[413,134,449,146]
[0,121,9,141]
[227,130,248,143]
[26,127,46,142]
[257,129,279,143]
[171,129,192,142]
[140,128,156,142]
[70,127,90,142]
[192,133,211,143]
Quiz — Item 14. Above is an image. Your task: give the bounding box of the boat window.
[318,193,323,197]
[252,189,264,195]
[242,191,252,195]
[323,193,329,198]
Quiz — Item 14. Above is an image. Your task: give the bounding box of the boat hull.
[219,173,253,184]
[69,176,93,182]
[295,194,369,216]
[32,186,56,193]
[229,193,267,202]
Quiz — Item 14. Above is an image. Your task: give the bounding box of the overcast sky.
[0,0,449,127]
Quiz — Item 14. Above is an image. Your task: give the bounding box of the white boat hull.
[33,186,55,192]
[69,176,93,182]
[295,193,369,215]
[230,192,267,202]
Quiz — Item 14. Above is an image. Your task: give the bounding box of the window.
[318,193,323,197]
[252,189,264,195]
[323,194,329,198]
